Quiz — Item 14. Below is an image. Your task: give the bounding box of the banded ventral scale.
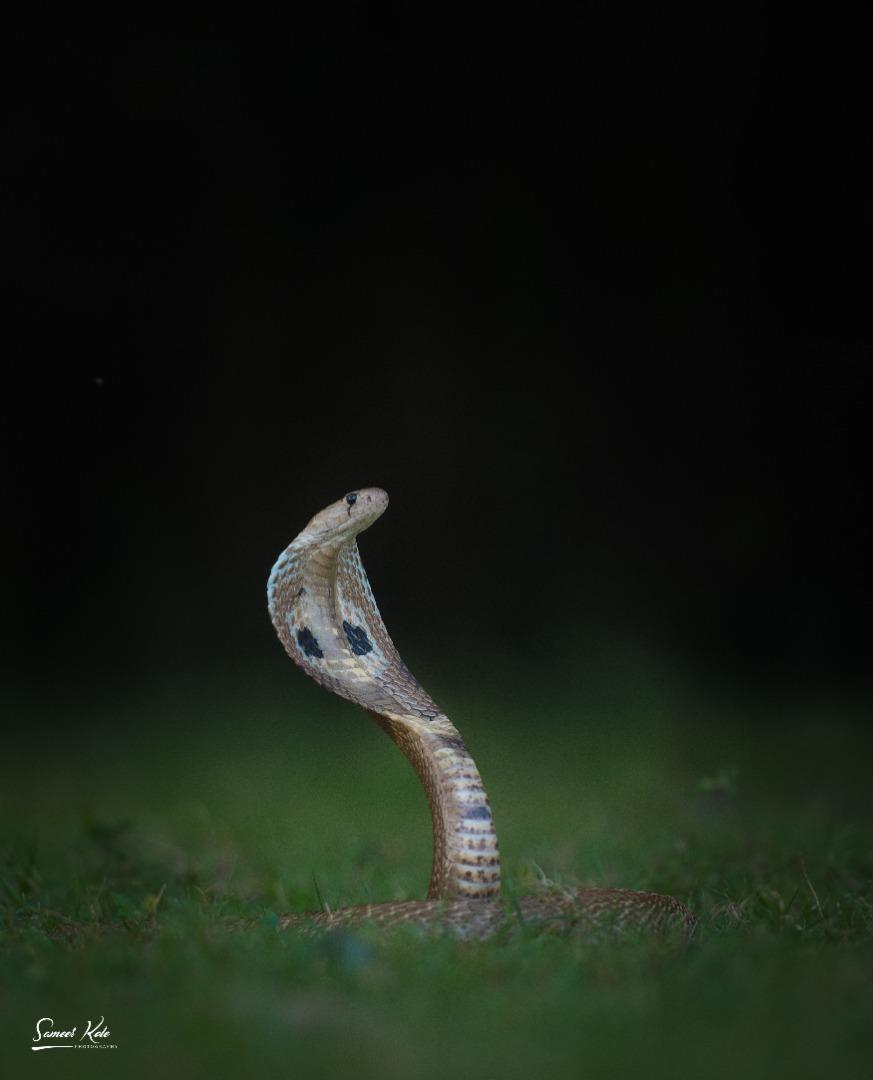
[267,488,695,939]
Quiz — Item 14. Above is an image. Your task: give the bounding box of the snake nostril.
[345,492,358,506]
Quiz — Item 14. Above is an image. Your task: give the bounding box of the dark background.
[5,11,869,719]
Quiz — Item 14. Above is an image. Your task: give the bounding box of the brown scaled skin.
[267,489,695,939]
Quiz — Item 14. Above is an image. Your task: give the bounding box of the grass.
[2,649,872,1079]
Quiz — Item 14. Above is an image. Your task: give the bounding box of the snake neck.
[369,712,501,900]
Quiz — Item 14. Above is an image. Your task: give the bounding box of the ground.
[2,649,871,1079]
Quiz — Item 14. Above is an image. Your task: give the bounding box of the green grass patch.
[1,660,871,1079]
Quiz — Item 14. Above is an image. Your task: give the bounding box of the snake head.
[298,487,389,547]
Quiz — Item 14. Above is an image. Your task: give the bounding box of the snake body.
[268,489,694,938]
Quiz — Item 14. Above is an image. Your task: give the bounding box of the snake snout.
[354,487,389,513]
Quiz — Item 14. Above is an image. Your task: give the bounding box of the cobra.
[267,488,694,938]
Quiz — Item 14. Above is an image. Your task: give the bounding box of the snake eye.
[345,492,358,506]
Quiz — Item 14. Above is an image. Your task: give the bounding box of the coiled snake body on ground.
[268,489,694,939]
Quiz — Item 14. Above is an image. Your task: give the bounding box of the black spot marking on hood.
[342,620,373,656]
[297,627,324,659]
